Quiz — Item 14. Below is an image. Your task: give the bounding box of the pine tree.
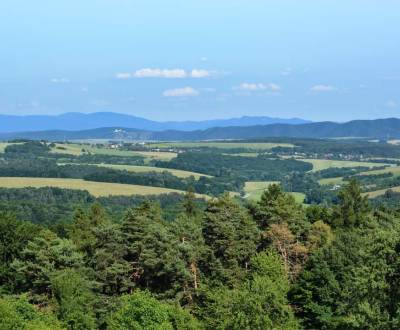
[335,178,371,227]
[201,194,258,285]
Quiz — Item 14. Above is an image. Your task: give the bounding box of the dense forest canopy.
[2,139,400,329]
[2,180,400,329]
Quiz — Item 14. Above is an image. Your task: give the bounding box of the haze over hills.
[0,112,310,133]
[1,118,400,141]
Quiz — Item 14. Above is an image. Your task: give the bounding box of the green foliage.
[122,202,187,295]
[0,213,39,292]
[11,230,85,303]
[107,291,201,330]
[334,179,371,227]
[250,184,309,237]
[201,194,259,285]
[51,269,96,330]
[0,295,63,330]
[6,140,400,328]
[5,141,50,155]
[156,151,312,181]
[200,251,300,330]
[292,216,400,329]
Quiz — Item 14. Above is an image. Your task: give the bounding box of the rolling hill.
[0,112,310,133]
[0,118,399,141]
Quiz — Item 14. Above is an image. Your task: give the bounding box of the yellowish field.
[226,152,260,157]
[291,192,306,204]
[0,143,10,153]
[363,187,400,198]
[86,164,211,179]
[302,159,386,172]
[50,143,84,156]
[318,177,345,185]
[244,181,278,200]
[0,142,22,152]
[133,151,177,162]
[359,166,400,177]
[150,142,294,150]
[243,181,307,203]
[50,143,177,161]
[0,177,207,198]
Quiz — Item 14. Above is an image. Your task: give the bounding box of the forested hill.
[1,118,400,141]
[0,112,310,133]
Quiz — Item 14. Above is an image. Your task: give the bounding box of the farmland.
[318,177,345,185]
[243,181,305,203]
[363,186,400,198]
[244,181,279,200]
[359,166,400,177]
[61,163,211,179]
[0,177,202,198]
[302,159,387,172]
[50,143,177,161]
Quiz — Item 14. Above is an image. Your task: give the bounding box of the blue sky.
[0,0,399,121]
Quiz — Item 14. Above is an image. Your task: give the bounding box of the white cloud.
[134,68,187,78]
[51,78,70,84]
[116,73,132,79]
[191,69,211,78]
[235,82,281,92]
[310,84,336,92]
[163,87,200,97]
[268,83,281,92]
[386,100,398,108]
[116,68,213,79]
[281,67,292,76]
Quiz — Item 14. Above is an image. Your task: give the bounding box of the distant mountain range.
[0,112,310,133]
[1,118,400,141]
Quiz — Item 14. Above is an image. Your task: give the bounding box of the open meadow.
[359,166,400,177]
[243,181,305,203]
[363,186,400,198]
[62,163,212,179]
[302,159,387,172]
[50,143,177,161]
[318,177,345,185]
[0,177,206,198]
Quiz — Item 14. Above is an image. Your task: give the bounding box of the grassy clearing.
[226,153,260,157]
[0,142,22,153]
[302,159,386,172]
[243,181,306,203]
[0,177,207,198]
[243,181,279,201]
[0,143,10,153]
[50,143,177,161]
[363,187,400,198]
[318,177,345,185]
[292,192,306,204]
[50,144,84,156]
[359,166,400,177]
[73,164,211,179]
[150,142,294,150]
[133,151,177,162]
